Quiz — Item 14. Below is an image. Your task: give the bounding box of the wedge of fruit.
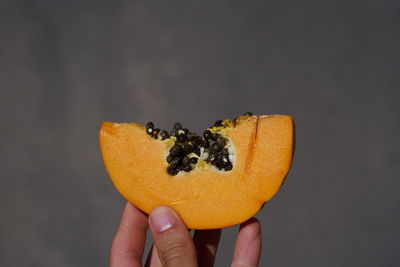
[99,113,295,229]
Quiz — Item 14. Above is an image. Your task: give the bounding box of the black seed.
[212,158,221,167]
[167,166,179,175]
[183,128,189,134]
[244,112,253,116]
[189,137,198,146]
[221,148,229,156]
[170,145,182,156]
[146,122,154,130]
[216,137,227,147]
[211,133,220,141]
[188,135,198,143]
[182,143,193,154]
[173,122,182,130]
[169,157,181,168]
[160,130,170,140]
[203,130,213,140]
[218,153,228,161]
[170,129,178,136]
[194,147,201,156]
[202,138,210,148]
[182,156,191,165]
[176,165,184,171]
[166,154,174,163]
[215,160,224,169]
[224,162,233,171]
[207,153,217,163]
[187,132,197,138]
[192,136,203,147]
[214,120,223,127]
[146,124,154,135]
[183,164,192,172]
[177,134,187,143]
[190,157,198,164]
[211,143,222,153]
[151,128,160,139]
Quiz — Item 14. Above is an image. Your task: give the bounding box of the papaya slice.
[99,114,294,229]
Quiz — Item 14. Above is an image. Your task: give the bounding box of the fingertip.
[232,217,262,266]
[149,206,177,233]
[123,202,143,216]
[124,201,136,211]
[120,202,148,227]
[148,206,197,266]
[240,217,260,227]
[239,217,261,235]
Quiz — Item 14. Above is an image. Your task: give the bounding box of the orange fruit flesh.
[99,115,294,229]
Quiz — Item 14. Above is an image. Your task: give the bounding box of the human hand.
[110,202,262,267]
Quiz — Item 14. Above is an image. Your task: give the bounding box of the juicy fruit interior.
[145,113,254,176]
[99,113,294,229]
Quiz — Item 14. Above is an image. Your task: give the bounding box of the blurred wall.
[1,1,400,266]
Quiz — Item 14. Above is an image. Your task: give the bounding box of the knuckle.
[113,247,142,261]
[160,239,194,263]
[120,221,147,232]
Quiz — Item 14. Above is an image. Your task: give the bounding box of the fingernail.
[150,206,175,232]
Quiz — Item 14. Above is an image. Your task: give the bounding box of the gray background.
[1,1,400,266]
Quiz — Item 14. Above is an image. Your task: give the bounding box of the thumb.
[149,206,197,267]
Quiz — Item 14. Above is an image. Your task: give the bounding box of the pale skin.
[110,202,262,267]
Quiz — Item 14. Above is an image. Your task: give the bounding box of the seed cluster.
[145,112,254,176]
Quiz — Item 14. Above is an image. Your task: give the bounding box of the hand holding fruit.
[110,202,262,267]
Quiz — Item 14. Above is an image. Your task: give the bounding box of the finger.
[145,244,162,267]
[193,229,222,267]
[110,202,148,267]
[145,223,193,266]
[149,206,197,267]
[231,218,262,267]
